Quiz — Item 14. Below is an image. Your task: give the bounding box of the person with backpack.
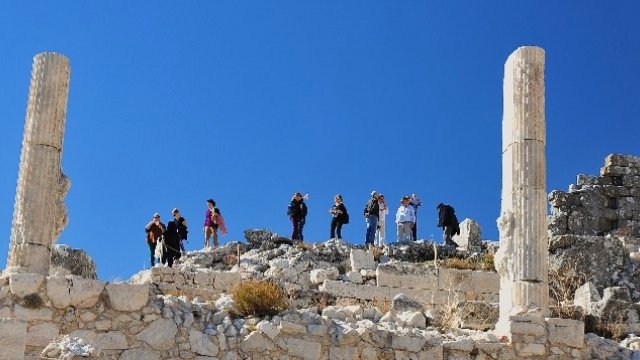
[288,192,308,242]
[145,213,165,267]
[437,203,460,246]
[329,194,349,239]
[172,208,188,253]
[203,199,222,248]
[162,220,182,267]
[375,194,388,246]
[363,191,380,247]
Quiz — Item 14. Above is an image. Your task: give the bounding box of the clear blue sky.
[1,2,639,280]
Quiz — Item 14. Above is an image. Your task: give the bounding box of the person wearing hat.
[288,192,308,241]
[145,213,165,267]
[363,191,380,247]
[172,208,189,253]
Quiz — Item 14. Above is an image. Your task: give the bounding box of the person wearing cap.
[363,191,380,247]
[172,208,189,253]
[203,199,221,248]
[375,194,388,246]
[145,213,166,267]
[396,196,416,243]
[288,192,308,241]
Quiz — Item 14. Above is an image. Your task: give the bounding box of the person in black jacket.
[172,208,188,253]
[288,192,308,242]
[437,203,460,246]
[329,194,348,239]
[364,191,380,246]
[162,220,182,267]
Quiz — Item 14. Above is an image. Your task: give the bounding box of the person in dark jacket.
[162,221,182,267]
[437,203,460,246]
[172,208,188,253]
[364,191,380,246]
[329,194,348,239]
[288,192,308,241]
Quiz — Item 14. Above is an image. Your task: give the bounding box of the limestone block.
[9,273,45,297]
[322,306,352,321]
[279,320,307,335]
[310,267,339,285]
[282,337,322,360]
[14,304,53,321]
[95,320,111,331]
[0,318,27,360]
[94,331,128,350]
[26,322,59,347]
[320,280,356,298]
[439,269,473,290]
[350,249,375,271]
[376,270,438,290]
[453,218,482,249]
[46,276,105,309]
[397,311,427,328]
[329,346,359,359]
[194,269,215,286]
[443,338,474,352]
[119,348,161,360]
[573,282,601,311]
[546,318,584,348]
[361,347,378,360]
[0,307,12,318]
[106,283,149,312]
[307,324,329,336]
[345,271,363,284]
[213,271,242,291]
[190,329,219,356]
[514,343,546,356]
[354,284,390,301]
[391,335,426,352]
[257,320,280,340]
[240,331,275,353]
[136,318,178,350]
[469,271,499,293]
[392,293,424,312]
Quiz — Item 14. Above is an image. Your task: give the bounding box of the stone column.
[6,53,71,275]
[495,46,548,335]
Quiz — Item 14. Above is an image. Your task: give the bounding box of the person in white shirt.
[395,196,416,243]
[375,194,388,246]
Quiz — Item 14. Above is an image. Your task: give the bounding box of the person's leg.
[330,218,337,238]
[213,227,219,248]
[180,239,186,253]
[379,219,385,246]
[368,216,378,244]
[149,242,156,267]
[336,222,343,239]
[291,219,298,240]
[299,221,305,241]
[204,227,212,248]
[412,216,418,241]
[167,254,174,267]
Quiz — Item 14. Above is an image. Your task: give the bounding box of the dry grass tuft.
[232,280,288,317]
[23,293,43,309]
[441,254,495,271]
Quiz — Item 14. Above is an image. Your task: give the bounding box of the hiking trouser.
[330,217,343,239]
[376,218,386,246]
[365,214,378,245]
[397,222,413,243]
[444,225,458,246]
[148,242,157,266]
[292,219,304,241]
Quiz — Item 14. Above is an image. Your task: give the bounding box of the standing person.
[172,208,188,253]
[203,199,221,248]
[288,192,308,242]
[363,191,380,247]
[145,213,165,267]
[410,194,422,241]
[329,194,349,239]
[396,196,416,243]
[375,194,388,246]
[437,203,460,246]
[162,220,182,267]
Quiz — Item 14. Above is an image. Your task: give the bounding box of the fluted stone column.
[6,53,71,275]
[495,46,548,335]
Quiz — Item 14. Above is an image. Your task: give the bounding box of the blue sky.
[1,2,638,280]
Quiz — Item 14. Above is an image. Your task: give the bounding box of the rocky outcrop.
[50,244,97,279]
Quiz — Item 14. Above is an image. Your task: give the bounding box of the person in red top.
[145,213,165,267]
[203,199,221,248]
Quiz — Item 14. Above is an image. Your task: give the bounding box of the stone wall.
[0,272,598,359]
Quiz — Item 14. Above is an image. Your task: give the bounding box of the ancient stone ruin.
[1,49,639,359]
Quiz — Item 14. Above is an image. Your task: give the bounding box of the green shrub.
[232,280,288,317]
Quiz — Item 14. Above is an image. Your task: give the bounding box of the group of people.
[287,191,461,247]
[144,199,228,268]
